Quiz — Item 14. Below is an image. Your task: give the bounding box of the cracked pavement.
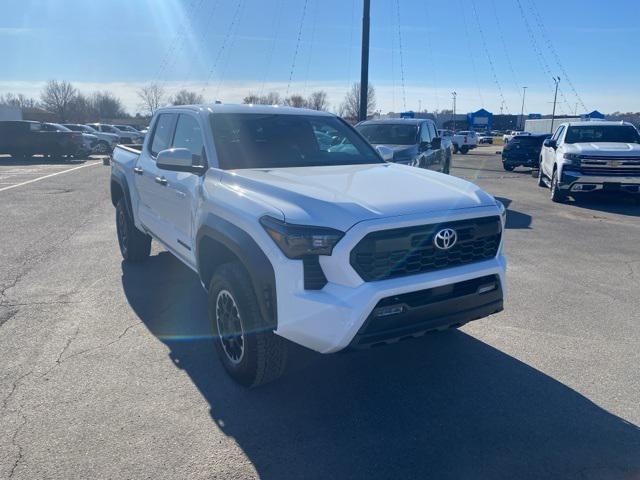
[0,150,639,479]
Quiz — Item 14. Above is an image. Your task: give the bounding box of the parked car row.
[0,120,147,160]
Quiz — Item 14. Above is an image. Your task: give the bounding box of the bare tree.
[91,91,127,119]
[171,89,204,106]
[137,83,166,115]
[0,93,38,109]
[40,80,77,122]
[339,83,376,120]
[307,91,328,111]
[243,92,282,105]
[68,93,95,123]
[284,94,307,108]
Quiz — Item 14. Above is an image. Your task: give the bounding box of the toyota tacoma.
[110,104,507,387]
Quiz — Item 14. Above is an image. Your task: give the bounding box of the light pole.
[452,91,457,132]
[519,86,528,130]
[550,76,561,134]
[358,0,371,122]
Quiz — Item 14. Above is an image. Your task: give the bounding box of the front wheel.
[537,159,547,187]
[116,199,151,262]
[550,169,567,203]
[95,141,110,154]
[209,262,287,388]
[503,164,515,171]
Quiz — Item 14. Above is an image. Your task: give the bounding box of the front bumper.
[559,170,640,193]
[270,207,507,354]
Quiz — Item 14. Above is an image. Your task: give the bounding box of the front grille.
[579,167,640,177]
[350,216,501,282]
[581,155,640,162]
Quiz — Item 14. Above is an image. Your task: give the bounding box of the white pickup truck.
[451,131,478,154]
[110,104,507,387]
[538,121,640,202]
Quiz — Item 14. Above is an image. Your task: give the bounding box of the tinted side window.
[172,114,205,164]
[429,123,437,139]
[420,123,432,143]
[150,114,178,157]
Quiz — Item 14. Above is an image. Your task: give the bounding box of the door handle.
[133,167,143,175]
[155,176,168,186]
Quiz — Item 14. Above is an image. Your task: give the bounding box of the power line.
[302,0,319,95]
[286,0,309,97]
[470,0,510,113]
[259,0,284,97]
[490,0,522,102]
[514,0,570,115]
[395,0,407,111]
[459,0,485,108]
[200,0,244,98]
[527,0,588,112]
[215,0,247,99]
[422,2,440,111]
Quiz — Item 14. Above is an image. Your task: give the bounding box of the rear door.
[134,113,177,238]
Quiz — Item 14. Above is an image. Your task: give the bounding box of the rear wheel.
[503,164,515,171]
[460,146,469,154]
[209,262,287,388]
[116,198,151,262]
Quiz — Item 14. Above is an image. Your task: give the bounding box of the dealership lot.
[1,147,639,479]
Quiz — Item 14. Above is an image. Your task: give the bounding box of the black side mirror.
[543,139,557,149]
[431,137,442,150]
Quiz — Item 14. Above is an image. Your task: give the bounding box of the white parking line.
[0,162,101,193]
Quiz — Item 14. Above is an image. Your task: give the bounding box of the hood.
[565,142,640,156]
[370,144,418,163]
[222,163,496,231]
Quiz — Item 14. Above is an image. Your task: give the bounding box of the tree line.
[0,80,378,123]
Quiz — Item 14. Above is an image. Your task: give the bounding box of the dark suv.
[356,119,450,174]
[502,133,551,171]
[0,120,86,159]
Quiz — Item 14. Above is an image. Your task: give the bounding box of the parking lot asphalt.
[1,148,639,479]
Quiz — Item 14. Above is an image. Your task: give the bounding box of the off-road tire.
[116,198,151,262]
[503,164,515,171]
[209,262,287,388]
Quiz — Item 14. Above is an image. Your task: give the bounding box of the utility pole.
[452,91,457,132]
[519,86,527,130]
[550,76,561,134]
[359,0,371,122]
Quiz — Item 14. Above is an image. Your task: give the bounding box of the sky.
[1,0,639,116]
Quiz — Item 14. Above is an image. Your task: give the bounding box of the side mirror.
[543,139,557,149]
[375,145,395,162]
[156,148,205,174]
[431,137,442,150]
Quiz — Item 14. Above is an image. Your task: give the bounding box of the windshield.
[210,113,381,169]
[46,123,71,132]
[356,124,418,145]
[564,125,640,144]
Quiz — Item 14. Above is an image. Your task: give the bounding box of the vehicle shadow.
[121,253,640,480]
[568,193,640,217]
[495,197,532,229]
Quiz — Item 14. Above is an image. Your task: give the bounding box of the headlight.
[563,153,581,166]
[260,216,344,259]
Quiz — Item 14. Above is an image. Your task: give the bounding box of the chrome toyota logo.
[434,228,457,250]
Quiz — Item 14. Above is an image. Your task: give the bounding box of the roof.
[357,118,431,126]
[157,103,334,117]
[561,120,633,127]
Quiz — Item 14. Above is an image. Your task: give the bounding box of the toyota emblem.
[434,228,457,250]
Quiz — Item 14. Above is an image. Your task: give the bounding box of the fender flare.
[110,171,133,219]
[196,215,277,329]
